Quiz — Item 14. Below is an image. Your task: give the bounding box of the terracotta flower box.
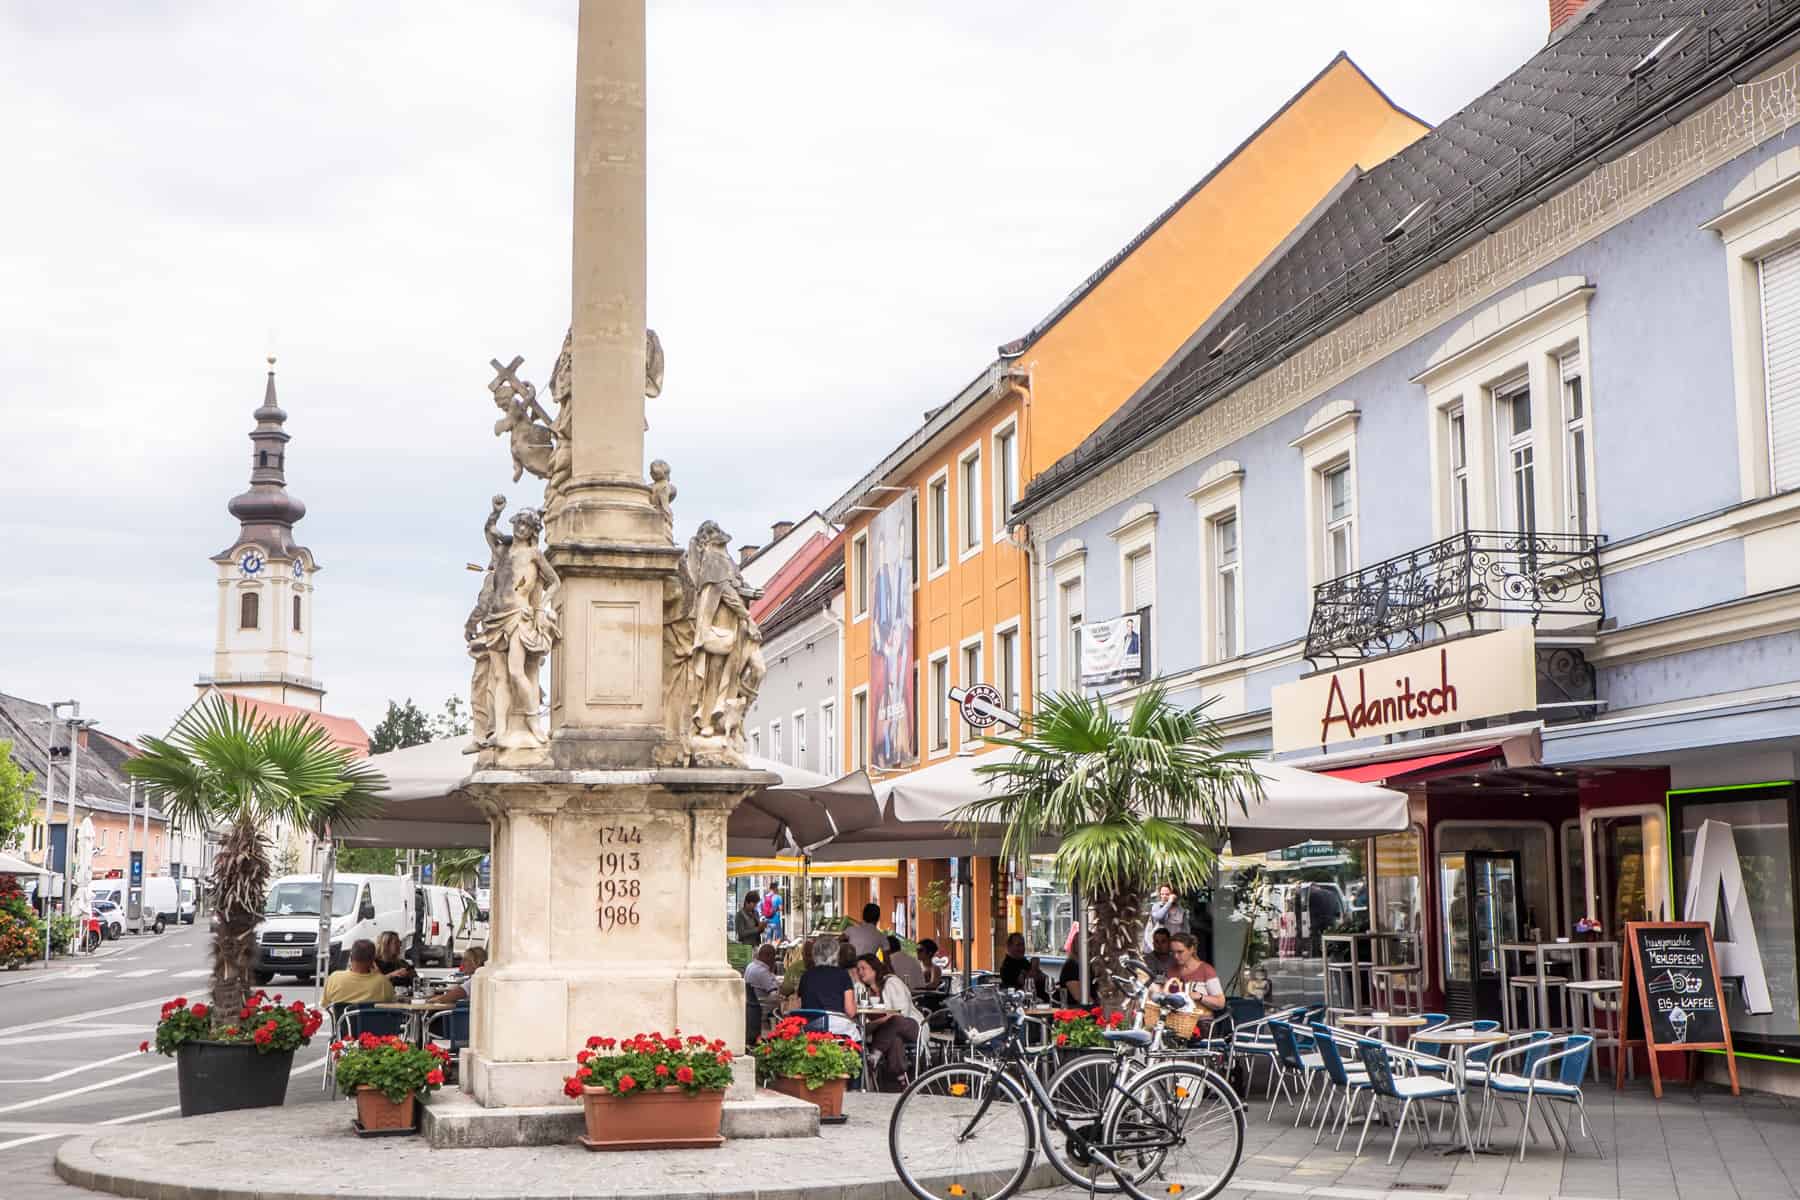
[354,1086,417,1133]
[768,1074,846,1119]
[580,1085,724,1150]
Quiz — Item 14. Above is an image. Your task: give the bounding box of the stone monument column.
[462,0,770,1111]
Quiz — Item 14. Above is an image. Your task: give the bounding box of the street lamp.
[36,702,97,964]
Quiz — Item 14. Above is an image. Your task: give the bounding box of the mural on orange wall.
[869,492,916,769]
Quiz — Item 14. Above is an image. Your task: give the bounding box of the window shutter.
[1130,551,1153,611]
[1761,244,1800,491]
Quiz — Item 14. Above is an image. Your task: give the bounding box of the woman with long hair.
[852,952,921,1091]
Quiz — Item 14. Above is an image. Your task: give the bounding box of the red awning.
[1323,745,1500,785]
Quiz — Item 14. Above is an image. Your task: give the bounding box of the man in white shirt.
[885,935,927,991]
[845,903,886,957]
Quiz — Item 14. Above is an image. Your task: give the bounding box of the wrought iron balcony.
[1304,530,1603,665]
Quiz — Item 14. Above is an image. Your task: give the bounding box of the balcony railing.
[1304,530,1603,664]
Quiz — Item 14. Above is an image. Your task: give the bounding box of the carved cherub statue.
[649,459,676,538]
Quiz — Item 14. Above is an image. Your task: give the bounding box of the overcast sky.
[0,1,1547,744]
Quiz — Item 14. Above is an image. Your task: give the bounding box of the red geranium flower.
[425,1069,445,1086]
[172,997,187,1007]
[676,1066,694,1084]
[563,1077,584,1098]
[617,1074,637,1092]
[587,1035,603,1049]
[139,1041,149,1052]
[654,1064,670,1077]
[190,1003,209,1019]
[1055,1032,1069,1046]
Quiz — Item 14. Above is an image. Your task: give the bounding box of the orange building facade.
[827,56,1429,968]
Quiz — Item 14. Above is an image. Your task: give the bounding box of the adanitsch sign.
[1271,626,1537,753]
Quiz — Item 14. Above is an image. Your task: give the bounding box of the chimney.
[739,544,760,567]
[1549,0,1582,34]
[770,519,795,543]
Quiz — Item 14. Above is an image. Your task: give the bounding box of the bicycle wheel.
[889,1061,1037,1200]
[1102,1063,1245,1200]
[1043,1052,1132,1193]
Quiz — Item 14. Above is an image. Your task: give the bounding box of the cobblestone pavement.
[26,1078,1800,1200]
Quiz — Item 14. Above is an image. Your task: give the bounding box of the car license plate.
[270,947,305,959]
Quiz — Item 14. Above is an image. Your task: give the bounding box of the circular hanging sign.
[960,683,1005,729]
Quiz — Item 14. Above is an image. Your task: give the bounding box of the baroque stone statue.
[466,495,562,757]
[489,356,555,486]
[663,520,764,765]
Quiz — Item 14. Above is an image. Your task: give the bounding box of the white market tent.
[0,851,50,875]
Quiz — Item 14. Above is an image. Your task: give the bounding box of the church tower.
[200,359,325,710]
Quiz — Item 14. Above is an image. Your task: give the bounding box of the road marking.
[0,1048,145,1083]
[0,997,172,1037]
[111,969,163,979]
[0,1024,146,1049]
[0,1051,326,1119]
[170,968,209,978]
[0,1101,184,1153]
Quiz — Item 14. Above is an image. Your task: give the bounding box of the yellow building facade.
[828,55,1428,967]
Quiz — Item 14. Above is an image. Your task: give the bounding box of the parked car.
[140,877,179,929]
[256,873,414,984]
[178,877,198,924]
[416,885,462,966]
[92,899,125,940]
[89,883,165,935]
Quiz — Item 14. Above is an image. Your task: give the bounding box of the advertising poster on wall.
[869,492,917,769]
[1079,612,1145,687]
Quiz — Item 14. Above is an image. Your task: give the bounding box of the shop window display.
[1672,784,1800,1055]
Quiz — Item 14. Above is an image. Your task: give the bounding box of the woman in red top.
[1160,933,1226,1027]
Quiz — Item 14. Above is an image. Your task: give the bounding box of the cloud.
[0,1,1545,741]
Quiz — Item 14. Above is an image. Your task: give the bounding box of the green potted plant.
[331,1033,450,1133]
[1049,1006,1124,1054]
[561,1030,733,1150]
[0,876,42,968]
[142,992,325,1116]
[750,1015,861,1120]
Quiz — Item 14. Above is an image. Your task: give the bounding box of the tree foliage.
[369,700,433,755]
[0,740,38,854]
[961,687,1263,997]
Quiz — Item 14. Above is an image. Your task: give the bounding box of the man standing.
[321,939,397,1009]
[845,902,885,957]
[736,891,766,946]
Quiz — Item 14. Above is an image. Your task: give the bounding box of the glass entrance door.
[1441,850,1523,1020]
[1589,810,1667,937]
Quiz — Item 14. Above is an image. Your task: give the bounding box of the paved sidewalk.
[40,1078,1800,1200]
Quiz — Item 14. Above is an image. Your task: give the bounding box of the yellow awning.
[727,857,899,879]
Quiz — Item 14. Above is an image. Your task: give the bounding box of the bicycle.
[1041,965,1242,1194]
[887,984,1245,1200]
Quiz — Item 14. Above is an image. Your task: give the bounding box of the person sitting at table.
[322,938,396,1009]
[998,932,1031,991]
[435,946,486,1007]
[1143,927,1175,980]
[797,936,858,1038]
[1156,933,1225,1028]
[845,902,885,957]
[1019,956,1053,1003]
[836,939,859,970]
[852,953,921,1091]
[1055,954,1085,1004]
[745,943,781,1011]
[374,931,413,984]
[885,935,927,991]
[916,939,944,990]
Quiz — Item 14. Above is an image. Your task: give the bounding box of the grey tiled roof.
[1019,0,1800,516]
[0,691,165,821]
[760,559,846,644]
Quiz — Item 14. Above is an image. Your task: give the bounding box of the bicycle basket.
[944,986,1007,1040]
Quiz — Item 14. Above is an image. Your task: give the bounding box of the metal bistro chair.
[1266,1019,1330,1126]
[326,1004,410,1094]
[1307,1021,1371,1149]
[1232,1003,1312,1099]
[1481,1034,1601,1161]
[425,1002,471,1063]
[1353,1038,1474,1164]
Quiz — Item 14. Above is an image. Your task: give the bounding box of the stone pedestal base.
[464,766,773,1109]
[422,1085,820,1148]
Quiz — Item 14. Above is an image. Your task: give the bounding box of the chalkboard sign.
[1621,921,1738,1097]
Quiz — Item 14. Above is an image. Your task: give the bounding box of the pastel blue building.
[1015,0,1800,1088]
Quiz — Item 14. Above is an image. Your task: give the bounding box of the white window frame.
[926,466,951,579]
[1048,538,1087,693]
[957,442,983,561]
[993,617,1022,716]
[1108,503,1157,676]
[1415,279,1595,540]
[1291,401,1360,587]
[770,719,783,763]
[958,633,985,746]
[850,531,869,622]
[1705,156,1800,500]
[1321,459,1355,579]
[1495,373,1537,537]
[927,648,952,758]
[792,709,807,767]
[1446,403,1471,534]
[851,686,869,771]
[1188,462,1244,666]
[750,729,761,756]
[991,416,1019,541]
[819,700,837,774]
[1561,352,1594,538]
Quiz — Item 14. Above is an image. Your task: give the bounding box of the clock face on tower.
[238,550,265,578]
[291,559,305,581]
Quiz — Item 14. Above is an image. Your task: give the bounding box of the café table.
[374,999,453,1048]
[853,1005,894,1090]
[1322,932,1415,1015]
[1421,1028,1508,1155]
[1498,939,1620,1032]
[1339,1013,1428,1044]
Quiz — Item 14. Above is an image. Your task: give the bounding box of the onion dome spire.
[221,357,308,555]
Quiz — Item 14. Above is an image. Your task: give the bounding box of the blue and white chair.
[1306,1021,1370,1149]
[1229,1003,1308,1100]
[1266,1020,1331,1126]
[1353,1038,1474,1163]
[1480,1034,1601,1161]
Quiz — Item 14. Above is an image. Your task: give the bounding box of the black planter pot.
[175,1041,295,1117]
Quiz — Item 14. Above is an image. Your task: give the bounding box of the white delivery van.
[450,889,488,961]
[140,877,179,930]
[417,885,462,966]
[256,873,414,984]
[178,878,197,924]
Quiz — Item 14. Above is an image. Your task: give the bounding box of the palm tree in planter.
[962,687,1263,998]
[126,695,385,1019]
